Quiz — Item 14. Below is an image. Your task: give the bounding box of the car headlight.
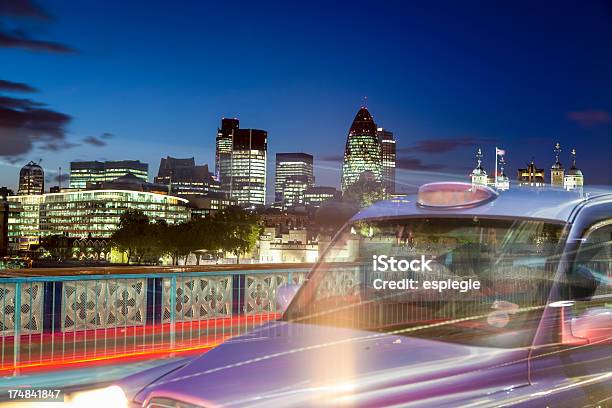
[66,385,128,408]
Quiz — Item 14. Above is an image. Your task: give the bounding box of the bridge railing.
[0,267,310,373]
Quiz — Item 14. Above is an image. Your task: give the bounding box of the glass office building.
[275,153,314,208]
[341,107,382,192]
[230,129,268,207]
[216,118,239,193]
[7,190,189,241]
[18,161,45,195]
[69,160,149,189]
[376,128,396,194]
[303,186,341,209]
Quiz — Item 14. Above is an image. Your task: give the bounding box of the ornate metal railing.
[0,267,310,373]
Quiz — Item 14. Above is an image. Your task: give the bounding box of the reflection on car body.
[117,183,611,408]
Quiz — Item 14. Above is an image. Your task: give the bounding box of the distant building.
[154,156,218,197]
[303,186,341,209]
[342,107,382,192]
[518,160,545,186]
[550,143,565,186]
[7,191,189,248]
[257,228,318,263]
[188,193,236,218]
[230,129,268,206]
[564,148,584,190]
[69,160,148,189]
[18,161,44,195]
[87,173,169,195]
[216,118,239,192]
[0,195,8,256]
[376,128,396,194]
[275,153,314,208]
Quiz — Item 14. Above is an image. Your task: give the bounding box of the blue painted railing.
[0,267,310,372]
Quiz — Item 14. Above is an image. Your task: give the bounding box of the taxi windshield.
[285,217,566,348]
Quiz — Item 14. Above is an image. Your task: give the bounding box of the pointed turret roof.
[349,107,377,136]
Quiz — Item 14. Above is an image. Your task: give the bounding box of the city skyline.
[1,1,611,194]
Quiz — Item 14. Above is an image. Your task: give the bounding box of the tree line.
[111,206,261,265]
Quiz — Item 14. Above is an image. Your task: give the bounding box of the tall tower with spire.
[341,106,382,192]
[563,148,584,190]
[550,142,564,186]
[470,148,488,186]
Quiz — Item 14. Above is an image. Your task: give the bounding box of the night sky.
[1,0,611,199]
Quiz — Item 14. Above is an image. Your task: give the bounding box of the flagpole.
[494,147,498,188]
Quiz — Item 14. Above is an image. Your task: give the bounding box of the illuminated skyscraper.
[376,128,396,194]
[18,161,44,195]
[216,118,239,192]
[341,107,382,192]
[275,153,314,208]
[230,129,267,206]
[69,160,148,189]
[550,142,565,186]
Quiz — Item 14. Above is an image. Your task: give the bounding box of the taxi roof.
[351,185,612,224]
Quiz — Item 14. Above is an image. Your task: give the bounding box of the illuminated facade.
[69,160,148,189]
[563,148,584,190]
[230,129,268,206]
[7,190,189,243]
[517,160,545,186]
[216,118,239,192]
[275,153,314,208]
[341,107,382,192]
[18,161,44,195]
[155,156,218,197]
[376,128,396,194]
[304,186,340,209]
[188,193,236,218]
[550,143,565,186]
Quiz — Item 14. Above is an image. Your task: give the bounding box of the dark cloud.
[0,1,74,53]
[0,30,75,53]
[101,132,114,139]
[399,137,495,154]
[0,0,52,20]
[83,135,108,147]
[567,110,611,127]
[39,141,80,151]
[0,79,37,92]
[0,95,72,156]
[396,156,446,171]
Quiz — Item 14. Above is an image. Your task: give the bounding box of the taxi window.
[287,217,565,348]
[564,221,611,301]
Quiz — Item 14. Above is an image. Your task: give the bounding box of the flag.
[496,147,505,156]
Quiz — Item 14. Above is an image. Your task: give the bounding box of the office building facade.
[155,156,218,197]
[69,160,148,189]
[216,118,239,192]
[275,153,314,208]
[376,128,396,194]
[7,191,189,245]
[303,186,341,209]
[341,107,382,192]
[229,129,268,206]
[18,161,45,195]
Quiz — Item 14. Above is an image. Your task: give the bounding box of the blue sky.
[1,0,611,197]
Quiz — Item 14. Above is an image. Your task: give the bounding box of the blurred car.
[108,182,611,407]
